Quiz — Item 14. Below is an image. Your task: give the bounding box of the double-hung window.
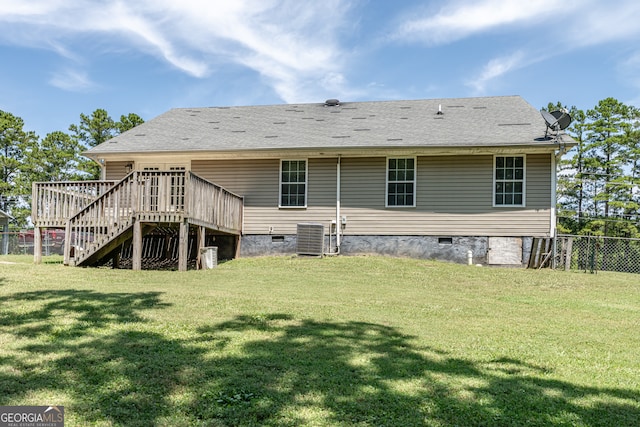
[280,160,307,207]
[386,157,416,207]
[494,156,525,206]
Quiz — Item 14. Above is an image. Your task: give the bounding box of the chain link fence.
[0,231,65,256]
[4,231,640,275]
[554,234,640,274]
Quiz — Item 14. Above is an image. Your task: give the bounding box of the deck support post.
[178,220,189,272]
[196,226,205,269]
[33,226,42,264]
[235,235,241,259]
[163,235,171,259]
[112,250,121,269]
[63,222,72,266]
[132,219,142,271]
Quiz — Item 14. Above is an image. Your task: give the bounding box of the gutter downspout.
[552,140,569,237]
[336,155,341,254]
[551,134,574,269]
[554,140,569,163]
[91,158,106,180]
[551,145,566,269]
[551,151,557,233]
[100,160,107,180]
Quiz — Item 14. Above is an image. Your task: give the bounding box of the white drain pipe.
[336,155,342,253]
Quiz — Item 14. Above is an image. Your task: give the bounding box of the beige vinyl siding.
[105,161,131,181]
[341,157,386,209]
[418,155,492,213]
[193,159,278,208]
[525,153,553,209]
[341,154,552,237]
[192,158,336,234]
[306,158,338,207]
[191,153,553,237]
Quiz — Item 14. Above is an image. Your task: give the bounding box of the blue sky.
[1,0,640,139]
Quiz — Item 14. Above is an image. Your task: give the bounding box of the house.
[31,95,576,269]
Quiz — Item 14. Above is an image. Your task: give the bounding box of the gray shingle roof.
[86,96,573,156]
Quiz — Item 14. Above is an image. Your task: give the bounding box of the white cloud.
[619,51,640,106]
[394,0,640,48]
[394,0,574,45]
[0,0,354,101]
[0,0,69,17]
[620,51,640,85]
[565,2,640,47]
[465,51,525,94]
[393,0,640,97]
[49,68,96,92]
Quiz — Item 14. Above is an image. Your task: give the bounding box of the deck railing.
[32,180,117,227]
[54,171,243,265]
[136,171,187,223]
[187,173,243,233]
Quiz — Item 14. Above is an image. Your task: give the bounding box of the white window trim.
[279,159,308,208]
[137,162,190,171]
[385,156,417,208]
[493,154,526,208]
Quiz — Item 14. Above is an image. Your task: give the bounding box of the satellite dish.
[541,109,572,138]
[551,110,572,130]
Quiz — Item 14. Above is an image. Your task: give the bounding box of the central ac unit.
[296,223,324,256]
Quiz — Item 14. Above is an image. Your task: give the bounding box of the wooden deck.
[32,171,243,270]
[32,180,117,228]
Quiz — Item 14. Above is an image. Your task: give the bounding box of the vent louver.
[296,223,325,256]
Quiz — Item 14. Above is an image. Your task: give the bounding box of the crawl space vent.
[296,223,325,256]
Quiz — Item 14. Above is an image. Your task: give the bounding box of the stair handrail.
[64,171,138,265]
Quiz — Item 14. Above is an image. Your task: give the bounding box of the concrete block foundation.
[240,234,534,266]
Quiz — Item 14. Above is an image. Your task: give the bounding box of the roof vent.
[325,99,340,107]
[436,104,443,115]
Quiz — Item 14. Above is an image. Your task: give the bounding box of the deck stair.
[73,223,158,267]
[33,170,243,269]
[64,171,139,266]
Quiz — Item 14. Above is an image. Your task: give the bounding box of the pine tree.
[70,109,144,179]
[584,98,631,233]
[0,110,38,221]
[25,131,83,182]
[117,113,145,134]
[69,109,117,180]
[547,103,587,233]
[623,106,640,222]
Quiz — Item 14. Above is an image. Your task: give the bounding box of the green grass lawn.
[0,255,638,426]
